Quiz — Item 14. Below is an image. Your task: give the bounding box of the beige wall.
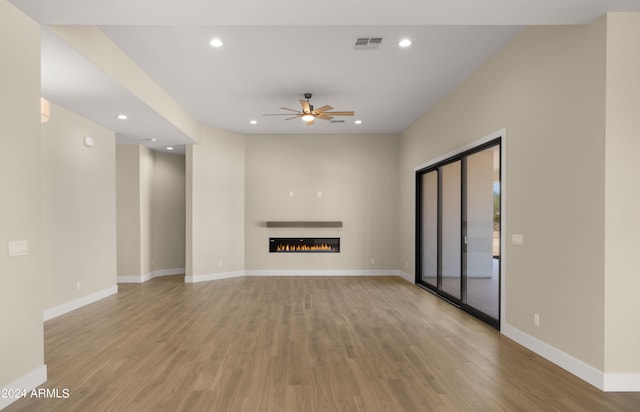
[604,12,640,374]
[117,145,186,280]
[0,0,45,390]
[152,152,186,271]
[116,145,142,277]
[42,103,117,310]
[187,126,245,280]
[400,21,607,369]
[245,134,399,271]
[139,146,154,276]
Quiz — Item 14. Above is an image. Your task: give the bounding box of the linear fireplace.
[269,237,340,253]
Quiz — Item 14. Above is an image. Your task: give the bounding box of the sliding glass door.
[416,139,501,328]
[464,146,500,321]
[440,161,462,301]
[420,170,438,289]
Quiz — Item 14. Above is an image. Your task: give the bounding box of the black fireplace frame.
[269,237,340,253]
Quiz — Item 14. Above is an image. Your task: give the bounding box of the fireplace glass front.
[269,237,340,253]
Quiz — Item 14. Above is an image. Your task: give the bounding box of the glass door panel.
[440,161,461,300]
[420,170,438,287]
[464,146,500,320]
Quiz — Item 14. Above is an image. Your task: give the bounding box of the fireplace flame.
[276,243,335,252]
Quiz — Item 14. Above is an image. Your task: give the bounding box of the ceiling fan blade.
[280,107,300,113]
[313,105,333,113]
[262,113,299,116]
[285,115,301,120]
[316,114,334,121]
[299,100,311,113]
[306,119,315,125]
[323,111,355,116]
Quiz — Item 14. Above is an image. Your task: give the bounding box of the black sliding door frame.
[415,137,501,329]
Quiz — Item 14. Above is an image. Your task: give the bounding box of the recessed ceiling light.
[250,120,257,125]
[209,38,223,48]
[399,38,412,48]
[117,114,128,120]
[355,120,363,125]
[166,146,174,151]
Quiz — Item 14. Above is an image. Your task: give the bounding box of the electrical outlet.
[534,313,540,326]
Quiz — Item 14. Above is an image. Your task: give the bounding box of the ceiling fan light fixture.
[301,114,314,122]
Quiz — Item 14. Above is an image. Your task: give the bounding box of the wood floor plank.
[5,275,640,411]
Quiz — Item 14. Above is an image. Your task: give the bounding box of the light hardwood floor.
[5,276,640,411]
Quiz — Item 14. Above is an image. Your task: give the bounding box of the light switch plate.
[511,234,524,246]
[8,240,28,256]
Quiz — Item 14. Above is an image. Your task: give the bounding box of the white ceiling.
[10,0,640,151]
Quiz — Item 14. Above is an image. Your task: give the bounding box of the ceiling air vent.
[354,37,384,50]
[330,120,345,124]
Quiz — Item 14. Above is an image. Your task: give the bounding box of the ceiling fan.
[263,93,355,125]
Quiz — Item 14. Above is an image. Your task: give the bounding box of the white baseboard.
[116,275,146,283]
[0,364,47,410]
[396,270,414,283]
[245,269,400,277]
[117,267,185,283]
[185,270,245,283]
[502,324,640,391]
[43,285,118,321]
[502,323,610,390]
[603,373,640,392]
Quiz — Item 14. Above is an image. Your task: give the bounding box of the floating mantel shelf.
[266,221,343,228]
